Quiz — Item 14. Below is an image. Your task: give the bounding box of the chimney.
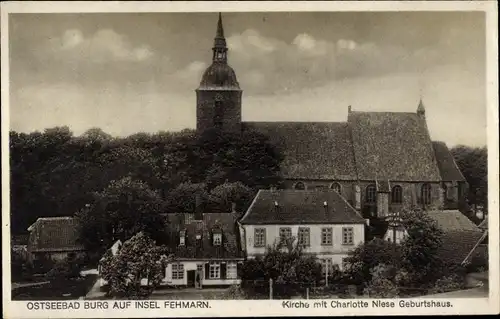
[348,105,352,113]
[231,202,237,213]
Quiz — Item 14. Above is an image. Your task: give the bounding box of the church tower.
[196,13,242,133]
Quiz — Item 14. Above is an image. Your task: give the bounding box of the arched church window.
[330,182,342,194]
[391,185,403,204]
[366,184,376,203]
[421,183,432,205]
[294,182,306,190]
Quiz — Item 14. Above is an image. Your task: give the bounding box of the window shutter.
[221,263,227,279]
[205,263,210,279]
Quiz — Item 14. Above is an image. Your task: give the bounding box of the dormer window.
[213,233,222,246]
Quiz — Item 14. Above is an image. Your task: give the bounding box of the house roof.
[242,122,357,180]
[426,210,484,264]
[432,141,466,181]
[163,212,242,260]
[348,112,441,181]
[478,218,488,231]
[27,217,84,253]
[239,189,365,225]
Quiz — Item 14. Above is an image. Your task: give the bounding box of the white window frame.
[342,227,354,245]
[209,263,221,279]
[298,227,310,247]
[254,228,266,247]
[171,263,184,280]
[321,227,333,246]
[213,233,222,246]
[279,227,292,242]
[227,262,237,279]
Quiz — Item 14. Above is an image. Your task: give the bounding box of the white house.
[238,189,366,274]
[162,212,244,288]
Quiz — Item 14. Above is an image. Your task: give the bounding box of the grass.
[12,275,98,300]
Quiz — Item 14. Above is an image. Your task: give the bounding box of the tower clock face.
[215,93,223,101]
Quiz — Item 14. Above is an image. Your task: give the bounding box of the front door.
[187,270,196,287]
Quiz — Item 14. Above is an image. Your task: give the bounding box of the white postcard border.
[1,1,498,318]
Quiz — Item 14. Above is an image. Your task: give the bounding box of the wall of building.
[282,179,446,213]
[242,223,364,257]
[164,260,241,287]
[196,90,242,133]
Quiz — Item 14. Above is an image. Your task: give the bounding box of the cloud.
[44,28,154,63]
[223,29,440,95]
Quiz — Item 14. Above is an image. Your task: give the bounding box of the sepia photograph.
[2,1,498,317]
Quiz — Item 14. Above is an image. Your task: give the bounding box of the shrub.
[46,254,85,280]
[11,249,33,281]
[363,264,399,298]
[429,275,465,294]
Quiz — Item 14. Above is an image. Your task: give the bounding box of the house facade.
[196,14,467,223]
[162,211,244,288]
[27,216,86,268]
[239,189,366,272]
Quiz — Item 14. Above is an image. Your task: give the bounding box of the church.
[196,14,467,219]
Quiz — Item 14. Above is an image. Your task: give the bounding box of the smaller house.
[239,189,366,273]
[162,211,244,288]
[27,217,85,268]
[383,210,486,265]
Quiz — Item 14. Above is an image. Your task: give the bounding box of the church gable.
[348,111,441,181]
[432,141,466,182]
[242,121,357,180]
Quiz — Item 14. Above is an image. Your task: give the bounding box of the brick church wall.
[196,90,242,133]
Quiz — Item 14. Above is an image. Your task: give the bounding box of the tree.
[451,145,487,213]
[189,128,283,189]
[100,232,170,299]
[209,182,254,214]
[164,182,209,215]
[399,209,444,286]
[75,177,167,252]
[240,237,322,298]
[343,238,399,287]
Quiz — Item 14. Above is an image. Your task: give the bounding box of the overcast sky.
[9,11,486,147]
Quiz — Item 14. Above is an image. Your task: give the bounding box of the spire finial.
[417,96,425,117]
[216,13,224,38]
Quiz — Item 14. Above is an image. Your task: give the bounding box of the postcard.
[2,1,498,318]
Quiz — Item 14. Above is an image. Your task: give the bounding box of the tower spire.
[216,12,224,38]
[212,13,227,63]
